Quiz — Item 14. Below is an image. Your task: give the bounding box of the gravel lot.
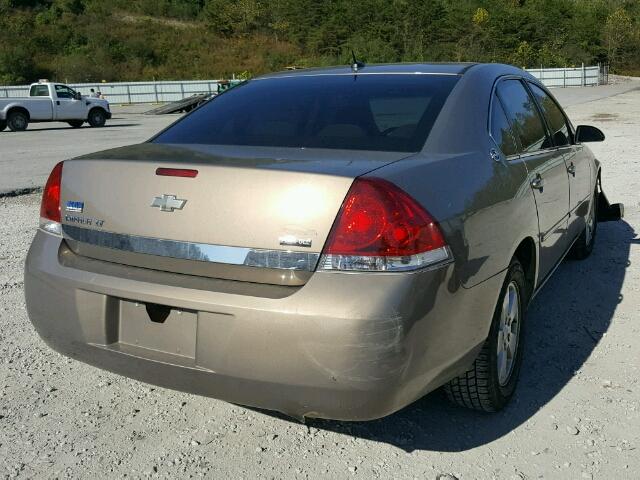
[1,86,639,479]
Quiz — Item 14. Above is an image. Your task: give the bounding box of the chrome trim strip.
[62,225,319,272]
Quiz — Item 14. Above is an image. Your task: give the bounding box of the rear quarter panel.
[374,152,538,290]
[371,64,541,290]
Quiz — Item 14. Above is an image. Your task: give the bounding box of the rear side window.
[30,85,49,97]
[528,83,572,147]
[496,79,551,154]
[153,75,460,152]
[490,95,519,156]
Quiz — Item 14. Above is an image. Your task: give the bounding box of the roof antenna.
[351,50,365,73]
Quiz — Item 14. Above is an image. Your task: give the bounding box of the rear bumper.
[105,111,112,120]
[24,230,501,420]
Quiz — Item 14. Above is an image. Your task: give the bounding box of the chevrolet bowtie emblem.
[151,194,187,212]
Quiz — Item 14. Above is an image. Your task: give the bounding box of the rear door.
[53,84,85,120]
[496,78,571,280]
[526,82,592,240]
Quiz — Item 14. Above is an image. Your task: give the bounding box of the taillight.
[319,177,451,272]
[39,161,64,235]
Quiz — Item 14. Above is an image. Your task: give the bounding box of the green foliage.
[0,0,639,84]
[511,41,536,68]
[473,7,490,26]
[0,47,39,84]
[605,7,635,68]
[204,0,263,36]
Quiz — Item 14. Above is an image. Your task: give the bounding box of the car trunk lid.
[60,143,410,286]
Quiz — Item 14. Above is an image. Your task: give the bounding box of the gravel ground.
[1,89,639,479]
[551,74,640,107]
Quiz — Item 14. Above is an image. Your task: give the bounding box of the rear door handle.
[531,174,544,191]
[567,163,576,176]
[56,100,60,105]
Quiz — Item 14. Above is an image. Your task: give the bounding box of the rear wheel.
[7,111,29,131]
[68,120,84,128]
[445,258,528,412]
[0,120,6,131]
[569,187,598,260]
[87,108,106,127]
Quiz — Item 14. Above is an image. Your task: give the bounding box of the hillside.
[1,0,639,84]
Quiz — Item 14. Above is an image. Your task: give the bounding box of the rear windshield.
[153,74,460,152]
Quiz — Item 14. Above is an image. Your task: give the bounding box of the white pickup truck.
[0,82,111,132]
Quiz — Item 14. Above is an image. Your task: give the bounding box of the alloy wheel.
[585,197,596,246]
[497,281,521,386]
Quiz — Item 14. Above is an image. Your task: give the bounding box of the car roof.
[257,62,480,80]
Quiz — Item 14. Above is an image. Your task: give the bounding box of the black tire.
[7,110,29,131]
[87,108,107,127]
[68,120,84,128]
[445,258,528,412]
[0,120,6,131]
[569,187,598,260]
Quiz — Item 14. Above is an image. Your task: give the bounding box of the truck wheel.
[569,187,598,260]
[444,258,528,412]
[87,108,106,128]
[68,120,84,128]
[0,120,6,131]
[7,111,29,131]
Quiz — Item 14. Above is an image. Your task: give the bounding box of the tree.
[472,7,489,27]
[0,47,40,84]
[511,41,535,68]
[604,8,634,69]
[2,0,640,84]
[202,0,263,37]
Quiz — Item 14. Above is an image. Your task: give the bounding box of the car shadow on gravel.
[266,219,635,452]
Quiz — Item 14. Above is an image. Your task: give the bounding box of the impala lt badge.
[151,194,187,212]
[279,235,312,248]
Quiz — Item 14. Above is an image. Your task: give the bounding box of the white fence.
[0,80,223,104]
[0,65,608,103]
[526,64,605,88]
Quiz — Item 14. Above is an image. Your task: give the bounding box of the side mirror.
[74,92,82,100]
[575,125,605,143]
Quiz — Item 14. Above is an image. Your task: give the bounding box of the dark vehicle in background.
[25,63,623,421]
